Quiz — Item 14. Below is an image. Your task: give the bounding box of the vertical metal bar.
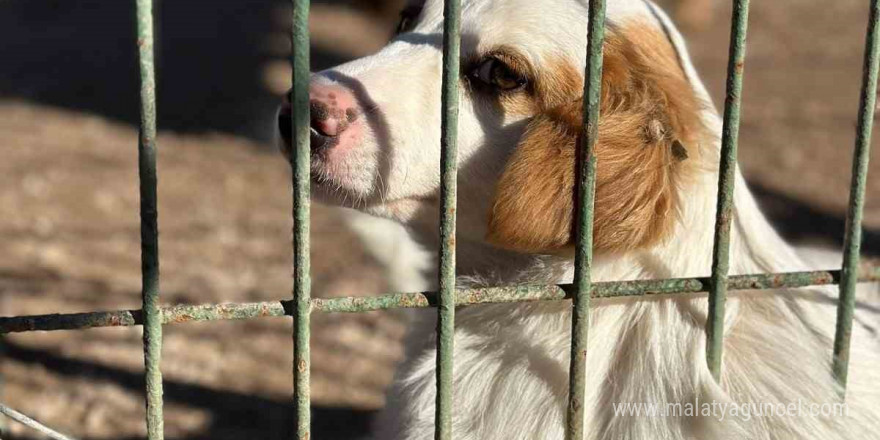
[290,0,312,438]
[135,0,164,438]
[435,0,460,438]
[706,0,751,381]
[833,0,880,391]
[566,1,604,439]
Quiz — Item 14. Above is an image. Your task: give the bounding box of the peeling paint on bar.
[315,293,433,313]
[290,0,312,437]
[135,0,164,437]
[435,0,461,438]
[833,0,880,392]
[0,403,78,440]
[706,0,751,382]
[163,302,289,323]
[6,268,876,333]
[567,0,605,438]
[0,310,141,333]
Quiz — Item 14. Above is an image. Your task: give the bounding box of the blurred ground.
[1,0,879,439]
[0,103,406,439]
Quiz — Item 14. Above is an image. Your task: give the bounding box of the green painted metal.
[1,309,141,333]
[567,0,605,438]
[706,0,751,381]
[4,268,880,333]
[135,0,164,437]
[0,403,78,440]
[436,0,461,438]
[290,0,312,438]
[833,0,880,391]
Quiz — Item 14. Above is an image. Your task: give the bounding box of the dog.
[277,0,880,438]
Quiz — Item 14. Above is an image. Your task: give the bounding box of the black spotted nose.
[278,88,359,155]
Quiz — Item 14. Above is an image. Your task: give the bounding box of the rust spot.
[298,359,307,373]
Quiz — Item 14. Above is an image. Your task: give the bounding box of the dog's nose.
[277,85,360,155]
[309,85,359,152]
[308,99,336,152]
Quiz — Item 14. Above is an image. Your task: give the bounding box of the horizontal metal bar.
[0,402,78,440]
[3,267,878,334]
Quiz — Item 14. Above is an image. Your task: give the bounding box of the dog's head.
[278,0,710,256]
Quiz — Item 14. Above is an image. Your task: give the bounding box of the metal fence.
[1,0,879,439]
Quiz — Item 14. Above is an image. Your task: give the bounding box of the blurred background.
[1,0,879,438]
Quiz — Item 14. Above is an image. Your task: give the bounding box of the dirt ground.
[1,0,879,439]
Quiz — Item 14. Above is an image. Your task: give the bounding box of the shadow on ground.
[753,183,880,257]
[4,341,375,440]
[0,0,352,143]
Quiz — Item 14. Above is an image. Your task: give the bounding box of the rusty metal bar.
[833,0,880,391]
[135,0,164,437]
[566,0,605,438]
[436,0,461,437]
[706,0,751,381]
[290,0,312,438]
[8,269,875,331]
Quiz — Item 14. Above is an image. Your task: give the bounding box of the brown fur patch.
[486,23,707,254]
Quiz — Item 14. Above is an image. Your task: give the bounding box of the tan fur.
[487,23,707,254]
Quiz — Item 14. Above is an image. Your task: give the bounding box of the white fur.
[295,1,880,438]
[345,209,434,293]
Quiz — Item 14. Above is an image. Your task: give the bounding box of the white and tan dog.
[278,0,880,438]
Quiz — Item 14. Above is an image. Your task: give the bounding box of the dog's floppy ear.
[486,26,705,254]
[486,102,581,253]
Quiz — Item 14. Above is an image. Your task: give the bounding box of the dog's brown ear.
[486,26,705,254]
[486,102,580,253]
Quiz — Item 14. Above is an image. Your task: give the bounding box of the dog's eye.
[470,58,526,91]
[395,6,421,35]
